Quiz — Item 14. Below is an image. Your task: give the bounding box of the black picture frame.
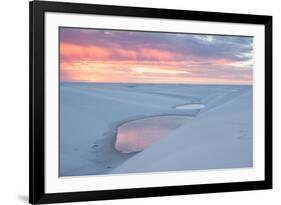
[29,0,272,204]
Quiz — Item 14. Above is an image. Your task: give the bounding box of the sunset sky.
[60,27,253,84]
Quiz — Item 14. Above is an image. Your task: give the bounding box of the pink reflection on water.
[115,116,190,153]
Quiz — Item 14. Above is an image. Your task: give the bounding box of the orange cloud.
[60,43,179,62]
[60,43,111,61]
[60,58,252,84]
[59,42,252,85]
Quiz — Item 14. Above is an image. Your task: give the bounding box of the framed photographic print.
[29,0,272,204]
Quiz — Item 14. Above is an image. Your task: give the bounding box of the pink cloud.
[139,48,176,61]
[60,43,111,61]
[60,43,180,62]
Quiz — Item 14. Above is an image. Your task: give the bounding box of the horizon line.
[60,81,253,86]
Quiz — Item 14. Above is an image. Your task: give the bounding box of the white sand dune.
[112,89,253,174]
[59,83,252,176]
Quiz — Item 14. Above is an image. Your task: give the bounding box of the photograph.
[59,27,254,177]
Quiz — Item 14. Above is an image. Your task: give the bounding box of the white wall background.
[0,0,279,204]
